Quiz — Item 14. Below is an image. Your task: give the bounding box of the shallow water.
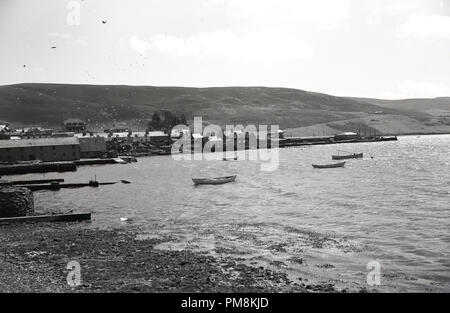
[17,135,450,292]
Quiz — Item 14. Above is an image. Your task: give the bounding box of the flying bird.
[51,46,56,49]
[102,20,107,24]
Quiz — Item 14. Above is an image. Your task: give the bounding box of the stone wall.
[0,187,34,218]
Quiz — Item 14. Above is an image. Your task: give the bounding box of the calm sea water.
[17,135,450,292]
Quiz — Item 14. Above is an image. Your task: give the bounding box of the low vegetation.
[1,83,449,135]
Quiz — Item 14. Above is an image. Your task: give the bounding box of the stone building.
[142,131,170,146]
[78,136,107,158]
[0,137,80,163]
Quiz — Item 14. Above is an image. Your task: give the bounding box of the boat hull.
[312,162,346,169]
[155,150,171,155]
[192,175,236,185]
[223,157,238,161]
[332,153,363,160]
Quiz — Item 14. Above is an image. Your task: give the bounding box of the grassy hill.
[0,83,449,135]
[351,97,450,117]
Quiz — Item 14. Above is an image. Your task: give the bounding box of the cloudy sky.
[1,0,449,99]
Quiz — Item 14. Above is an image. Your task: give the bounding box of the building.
[64,119,87,133]
[146,131,169,145]
[0,123,11,140]
[52,132,75,138]
[111,124,130,133]
[16,127,54,138]
[78,137,107,158]
[0,137,80,163]
[0,124,10,132]
[124,131,170,146]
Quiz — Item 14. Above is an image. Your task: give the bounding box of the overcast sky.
[1,0,449,99]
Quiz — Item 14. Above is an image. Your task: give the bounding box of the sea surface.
[14,135,450,292]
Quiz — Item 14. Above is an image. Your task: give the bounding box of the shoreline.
[0,222,352,293]
[394,132,450,137]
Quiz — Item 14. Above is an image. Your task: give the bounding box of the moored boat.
[312,162,346,169]
[118,156,138,163]
[332,153,363,160]
[223,156,238,161]
[154,149,172,155]
[112,158,128,164]
[192,175,236,185]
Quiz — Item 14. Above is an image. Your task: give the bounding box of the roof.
[109,132,129,138]
[97,131,167,138]
[207,136,222,142]
[78,137,106,152]
[16,127,53,132]
[0,137,79,149]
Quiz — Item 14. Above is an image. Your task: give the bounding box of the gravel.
[0,222,338,293]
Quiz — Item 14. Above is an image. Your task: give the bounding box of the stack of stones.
[0,186,34,218]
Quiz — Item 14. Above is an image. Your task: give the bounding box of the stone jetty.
[0,186,34,218]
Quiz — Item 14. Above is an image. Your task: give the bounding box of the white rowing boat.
[192,175,237,185]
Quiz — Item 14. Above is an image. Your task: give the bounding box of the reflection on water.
[17,135,450,292]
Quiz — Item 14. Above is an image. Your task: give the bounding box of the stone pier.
[0,187,34,218]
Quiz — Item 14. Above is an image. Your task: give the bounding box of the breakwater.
[0,187,34,218]
[18,181,117,191]
[0,178,64,186]
[74,158,117,165]
[0,161,76,175]
[280,135,398,147]
[186,135,398,152]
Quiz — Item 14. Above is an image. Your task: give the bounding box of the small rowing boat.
[192,175,236,185]
[312,162,346,169]
[332,153,363,160]
[155,150,171,155]
[223,156,238,161]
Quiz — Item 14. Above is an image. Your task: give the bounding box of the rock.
[315,263,335,269]
[0,187,34,217]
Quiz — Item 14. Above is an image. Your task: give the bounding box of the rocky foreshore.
[0,222,343,293]
[0,186,34,217]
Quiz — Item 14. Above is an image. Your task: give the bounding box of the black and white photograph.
[0,0,449,305]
